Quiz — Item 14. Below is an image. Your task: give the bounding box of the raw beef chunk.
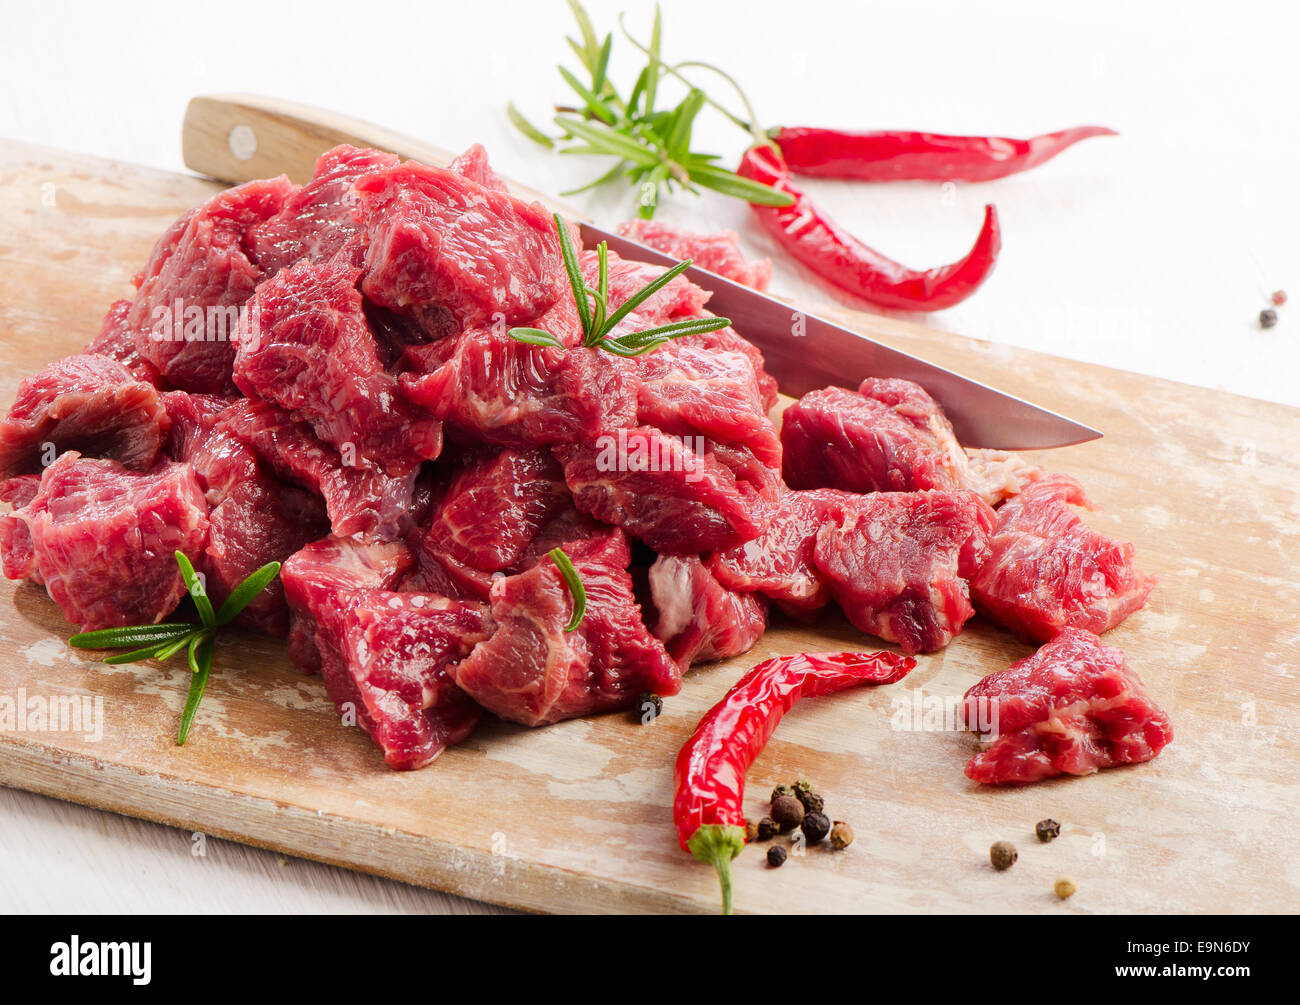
[814,490,996,654]
[414,448,569,599]
[164,392,326,635]
[450,525,681,726]
[782,378,1043,506]
[0,475,42,582]
[582,249,712,325]
[447,143,509,193]
[84,298,162,386]
[219,400,417,540]
[617,220,772,290]
[710,488,854,616]
[0,354,170,480]
[401,326,634,447]
[683,325,780,412]
[355,161,565,328]
[283,536,485,769]
[128,176,297,393]
[781,380,965,493]
[234,257,442,475]
[0,452,208,631]
[970,474,1157,643]
[554,427,774,554]
[963,448,1044,508]
[962,628,1173,784]
[244,145,400,275]
[648,553,767,667]
[633,339,781,469]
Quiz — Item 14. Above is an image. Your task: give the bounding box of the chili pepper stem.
[687,823,746,915]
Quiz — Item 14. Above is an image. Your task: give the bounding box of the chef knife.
[181,93,1101,449]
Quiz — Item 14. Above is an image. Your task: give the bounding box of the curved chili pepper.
[772,125,1117,182]
[674,650,915,914]
[737,144,1000,311]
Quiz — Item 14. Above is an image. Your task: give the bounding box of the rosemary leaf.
[548,547,586,632]
[174,550,216,629]
[214,561,282,626]
[177,633,214,746]
[68,622,196,650]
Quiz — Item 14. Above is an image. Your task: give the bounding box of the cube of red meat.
[244,145,400,276]
[680,324,780,413]
[633,339,781,470]
[234,257,442,476]
[617,220,772,291]
[355,161,565,328]
[709,488,855,617]
[163,392,327,635]
[128,176,297,392]
[218,399,418,540]
[813,490,996,654]
[413,448,569,600]
[554,427,774,554]
[0,452,209,631]
[970,474,1158,643]
[84,298,162,386]
[0,475,42,582]
[400,326,635,448]
[450,525,681,726]
[0,354,170,480]
[446,143,509,193]
[781,380,965,494]
[648,553,767,668]
[962,628,1173,784]
[582,249,712,325]
[282,536,486,770]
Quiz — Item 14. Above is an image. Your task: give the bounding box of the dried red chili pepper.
[771,125,1117,182]
[737,144,1001,311]
[674,649,915,913]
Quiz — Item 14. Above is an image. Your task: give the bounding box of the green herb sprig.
[69,553,282,745]
[509,213,731,356]
[507,1,793,218]
[547,547,586,632]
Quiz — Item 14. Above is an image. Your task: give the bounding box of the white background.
[1,0,1296,913]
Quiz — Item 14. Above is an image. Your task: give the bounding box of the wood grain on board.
[0,141,1296,914]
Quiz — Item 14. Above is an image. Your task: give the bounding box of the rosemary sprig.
[68,553,282,746]
[507,1,793,217]
[509,213,730,356]
[548,547,586,632]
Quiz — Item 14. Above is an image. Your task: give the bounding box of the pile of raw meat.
[0,144,1170,783]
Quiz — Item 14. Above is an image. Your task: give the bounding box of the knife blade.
[586,225,1100,450]
[179,93,1100,449]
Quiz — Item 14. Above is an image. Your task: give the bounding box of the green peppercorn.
[756,817,779,841]
[1036,818,1061,843]
[770,783,792,804]
[766,846,787,867]
[797,791,824,814]
[770,794,805,832]
[990,841,1018,871]
[792,778,814,800]
[801,812,831,844]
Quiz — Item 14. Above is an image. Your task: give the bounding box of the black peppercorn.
[756,817,779,841]
[1036,818,1061,843]
[801,811,831,844]
[766,846,787,867]
[770,783,792,804]
[792,778,814,799]
[1260,309,1279,329]
[634,692,662,722]
[990,841,1018,871]
[770,794,805,832]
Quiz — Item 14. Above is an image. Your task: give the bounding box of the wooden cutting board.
[1,140,1296,914]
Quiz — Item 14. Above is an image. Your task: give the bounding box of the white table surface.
[1,0,1296,914]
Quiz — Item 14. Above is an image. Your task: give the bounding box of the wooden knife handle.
[182,93,456,186]
[182,93,561,209]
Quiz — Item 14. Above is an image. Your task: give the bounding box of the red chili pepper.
[674,650,915,913]
[737,144,1001,312]
[772,125,1117,182]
